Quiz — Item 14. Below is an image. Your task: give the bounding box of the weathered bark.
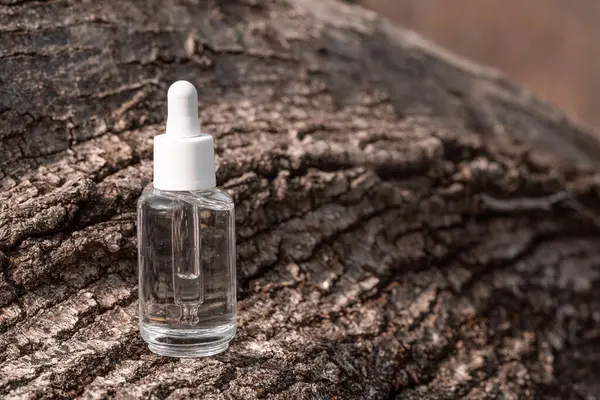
[1,0,600,398]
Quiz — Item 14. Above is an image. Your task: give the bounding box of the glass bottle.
[137,81,236,357]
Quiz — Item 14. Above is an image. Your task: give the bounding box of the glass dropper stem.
[171,197,204,325]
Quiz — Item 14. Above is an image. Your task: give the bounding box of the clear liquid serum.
[137,80,236,357]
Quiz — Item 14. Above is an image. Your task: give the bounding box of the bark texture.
[2,0,600,398]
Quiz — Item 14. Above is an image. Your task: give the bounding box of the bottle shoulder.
[138,184,234,211]
[198,187,234,204]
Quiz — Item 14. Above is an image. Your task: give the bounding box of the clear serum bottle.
[137,80,236,357]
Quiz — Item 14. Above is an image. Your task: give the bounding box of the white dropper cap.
[153,80,216,191]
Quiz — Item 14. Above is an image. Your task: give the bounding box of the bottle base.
[140,321,235,358]
[147,341,229,358]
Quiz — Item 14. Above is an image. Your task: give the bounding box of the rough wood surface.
[2,0,600,398]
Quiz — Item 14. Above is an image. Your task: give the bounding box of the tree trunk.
[1,0,600,398]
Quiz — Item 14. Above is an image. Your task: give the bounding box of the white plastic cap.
[153,80,216,191]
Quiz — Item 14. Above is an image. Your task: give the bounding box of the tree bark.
[1,0,600,398]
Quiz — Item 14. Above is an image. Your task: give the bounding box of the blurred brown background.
[361,0,600,129]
